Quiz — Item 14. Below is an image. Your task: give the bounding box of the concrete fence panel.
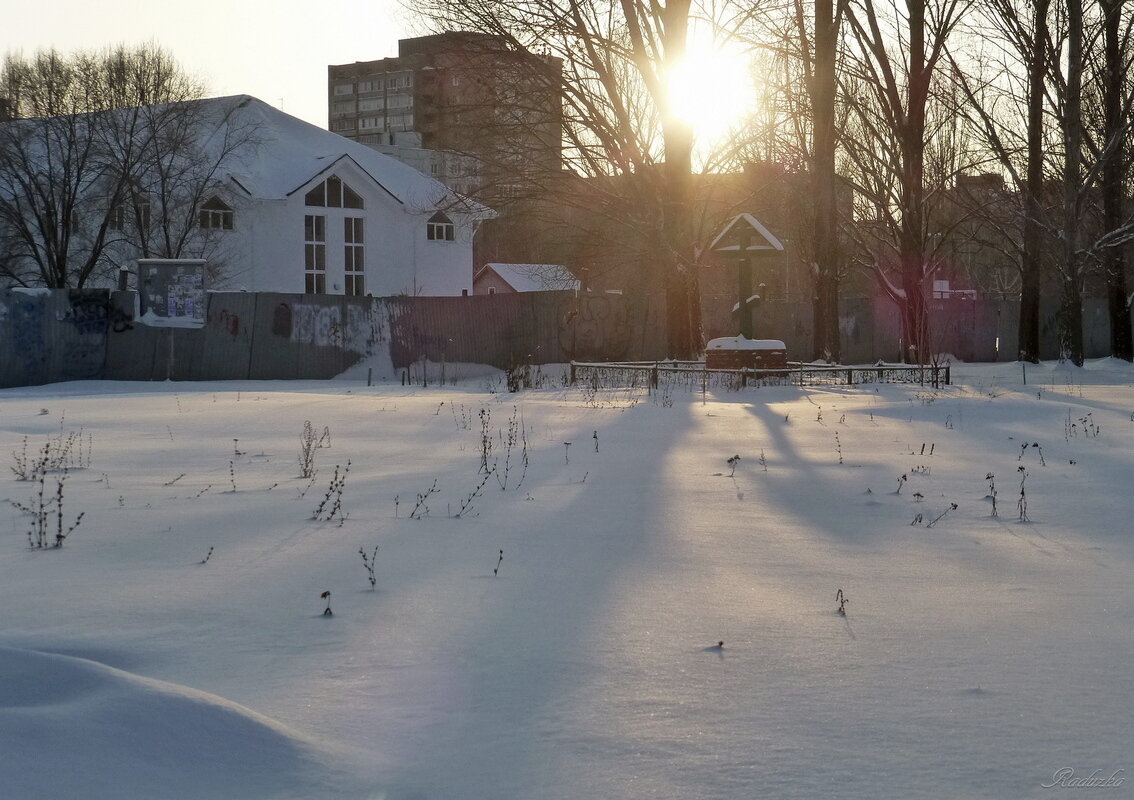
[1,290,109,388]
[5,287,1134,389]
[248,294,362,380]
[202,293,258,380]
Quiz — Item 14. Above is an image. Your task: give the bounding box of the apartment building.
[328,32,562,201]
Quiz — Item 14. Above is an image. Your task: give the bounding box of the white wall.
[218,162,476,297]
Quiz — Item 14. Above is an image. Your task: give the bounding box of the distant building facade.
[328,32,563,201]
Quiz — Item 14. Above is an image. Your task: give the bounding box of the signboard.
[136,259,207,327]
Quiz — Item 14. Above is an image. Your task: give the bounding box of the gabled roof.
[476,263,579,292]
[189,95,493,217]
[709,213,784,253]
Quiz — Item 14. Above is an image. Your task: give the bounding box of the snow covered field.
[2,360,1132,799]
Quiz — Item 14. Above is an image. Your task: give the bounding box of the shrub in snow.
[836,589,849,616]
[450,403,474,431]
[298,421,331,479]
[453,471,492,518]
[321,591,333,616]
[11,467,84,549]
[494,406,528,491]
[409,479,439,519]
[493,549,504,577]
[479,409,494,475]
[926,503,959,528]
[312,461,350,524]
[727,454,740,477]
[358,546,378,589]
[11,428,92,480]
[1017,467,1029,521]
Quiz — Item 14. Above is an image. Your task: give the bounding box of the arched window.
[199,196,234,230]
[427,211,454,241]
[305,176,363,209]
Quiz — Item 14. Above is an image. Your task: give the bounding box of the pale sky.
[2,0,417,128]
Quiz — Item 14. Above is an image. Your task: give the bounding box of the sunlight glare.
[666,43,754,143]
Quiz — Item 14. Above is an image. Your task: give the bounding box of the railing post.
[570,361,576,385]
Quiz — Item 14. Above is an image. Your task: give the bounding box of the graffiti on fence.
[61,292,110,335]
[346,303,388,355]
[289,303,343,348]
[211,308,242,337]
[277,301,386,354]
[558,294,632,361]
[110,307,134,333]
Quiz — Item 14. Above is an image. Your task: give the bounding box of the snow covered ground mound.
[0,647,346,800]
[1,358,1132,798]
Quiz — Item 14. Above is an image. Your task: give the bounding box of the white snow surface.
[2,359,1132,799]
[706,335,786,350]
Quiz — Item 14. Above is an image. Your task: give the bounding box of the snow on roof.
[185,96,493,217]
[477,263,580,292]
[706,335,786,350]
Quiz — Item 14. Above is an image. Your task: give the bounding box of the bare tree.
[411,0,766,358]
[1021,0,1052,362]
[1057,0,1087,365]
[0,45,228,288]
[947,0,1053,361]
[114,97,262,283]
[1096,0,1133,361]
[841,0,969,364]
[771,0,854,361]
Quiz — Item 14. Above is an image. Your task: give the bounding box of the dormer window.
[199,196,234,230]
[305,176,363,209]
[427,211,454,241]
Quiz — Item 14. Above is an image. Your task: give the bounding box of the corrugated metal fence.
[0,289,667,388]
[0,288,1125,388]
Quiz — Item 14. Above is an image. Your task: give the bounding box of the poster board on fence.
[136,259,207,327]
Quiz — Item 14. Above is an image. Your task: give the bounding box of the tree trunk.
[1017,0,1047,363]
[1101,0,1132,361]
[811,0,842,362]
[901,0,931,364]
[1060,0,1085,365]
[658,0,700,358]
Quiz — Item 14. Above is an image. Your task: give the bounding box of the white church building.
[193,96,492,296]
[1,95,492,297]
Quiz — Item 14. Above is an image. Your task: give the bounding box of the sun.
[666,43,754,144]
